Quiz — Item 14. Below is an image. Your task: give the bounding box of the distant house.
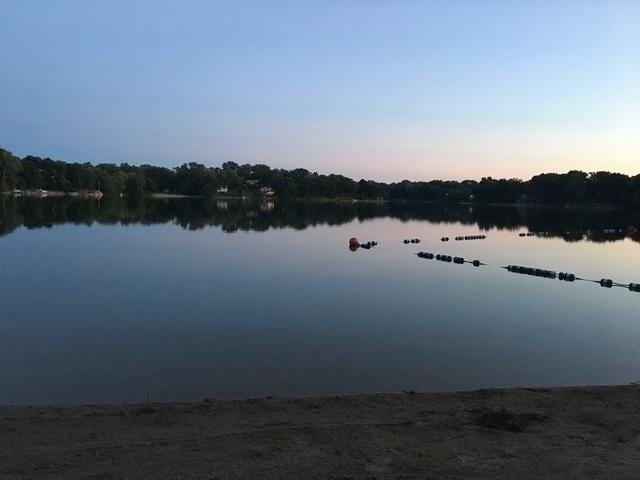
[217,186,229,194]
[24,189,48,197]
[260,186,275,197]
[245,179,259,187]
[78,190,104,199]
[260,201,275,212]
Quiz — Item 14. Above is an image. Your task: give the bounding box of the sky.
[1,1,639,182]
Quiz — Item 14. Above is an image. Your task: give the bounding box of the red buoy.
[349,237,360,251]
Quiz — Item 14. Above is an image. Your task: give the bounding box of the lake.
[1,196,639,405]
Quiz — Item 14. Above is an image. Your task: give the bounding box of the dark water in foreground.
[1,197,640,405]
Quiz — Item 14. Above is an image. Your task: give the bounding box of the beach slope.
[2,386,640,479]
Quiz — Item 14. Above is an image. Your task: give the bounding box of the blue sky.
[1,1,639,181]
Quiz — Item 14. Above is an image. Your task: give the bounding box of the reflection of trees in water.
[0,196,638,244]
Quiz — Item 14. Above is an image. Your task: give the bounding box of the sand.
[2,386,640,479]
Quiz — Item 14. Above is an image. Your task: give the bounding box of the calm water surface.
[1,197,639,404]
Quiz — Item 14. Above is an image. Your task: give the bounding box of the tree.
[0,148,22,192]
[67,163,97,190]
[125,173,147,196]
[1,145,639,206]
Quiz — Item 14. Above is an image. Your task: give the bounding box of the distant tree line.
[2,147,639,205]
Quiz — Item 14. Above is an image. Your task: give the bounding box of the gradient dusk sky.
[1,1,639,182]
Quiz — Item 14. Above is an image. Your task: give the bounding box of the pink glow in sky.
[1,1,639,181]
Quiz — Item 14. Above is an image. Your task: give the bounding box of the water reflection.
[1,196,638,244]
[2,195,640,405]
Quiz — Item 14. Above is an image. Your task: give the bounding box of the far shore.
[2,385,640,478]
[299,196,623,210]
[2,190,631,211]
[148,192,204,199]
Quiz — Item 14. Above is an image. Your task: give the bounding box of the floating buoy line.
[455,235,486,241]
[501,264,640,292]
[417,252,484,267]
[416,254,639,293]
[519,226,638,238]
[348,235,639,295]
[442,234,485,242]
[349,237,378,251]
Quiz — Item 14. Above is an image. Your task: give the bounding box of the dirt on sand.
[2,386,640,479]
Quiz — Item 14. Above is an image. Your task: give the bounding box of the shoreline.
[3,385,640,478]
[3,191,628,210]
[298,197,623,210]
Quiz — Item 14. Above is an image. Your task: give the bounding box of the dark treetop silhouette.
[1,147,639,206]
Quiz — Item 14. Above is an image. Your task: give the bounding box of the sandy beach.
[2,385,640,479]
